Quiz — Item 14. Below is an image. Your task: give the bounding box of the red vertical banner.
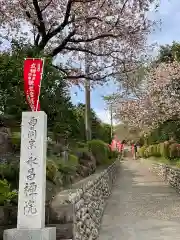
[23,58,44,111]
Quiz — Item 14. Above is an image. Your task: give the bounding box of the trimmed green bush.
[69,154,79,165]
[145,144,161,157]
[140,141,180,161]
[108,147,119,160]
[160,142,170,159]
[87,139,109,165]
[169,143,180,159]
[58,162,76,175]
[46,160,59,184]
[138,146,147,158]
[156,144,161,157]
[58,161,77,185]
[54,154,78,185]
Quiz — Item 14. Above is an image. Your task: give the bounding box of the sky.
[70,0,180,124]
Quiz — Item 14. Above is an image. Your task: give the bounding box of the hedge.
[138,141,180,160]
[87,139,118,165]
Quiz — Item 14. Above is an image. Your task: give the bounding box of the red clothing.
[131,144,134,154]
[116,141,121,152]
[111,139,117,150]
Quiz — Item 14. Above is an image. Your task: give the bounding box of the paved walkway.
[98,159,180,240]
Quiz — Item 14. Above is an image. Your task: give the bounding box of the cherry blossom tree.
[0,0,158,83]
[112,60,180,132]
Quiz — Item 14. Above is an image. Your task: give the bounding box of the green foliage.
[108,147,119,160]
[77,142,87,148]
[0,179,18,206]
[175,160,180,168]
[92,123,111,144]
[46,160,59,184]
[169,143,180,160]
[138,146,147,158]
[0,43,80,140]
[144,120,180,145]
[139,141,180,163]
[58,162,77,186]
[153,144,161,157]
[87,139,117,165]
[68,154,79,165]
[58,162,76,175]
[157,41,180,63]
[0,163,19,189]
[50,154,78,185]
[88,139,108,165]
[73,104,111,143]
[11,132,21,152]
[159,142,170,159]
[138,144,161,158]
[0,41,116,191]
[0,43,111,143]
[138,143,170,159]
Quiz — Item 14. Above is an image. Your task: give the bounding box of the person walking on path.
[134,142,138,160]
[131,142,137,160]
[120,140,126,157]
[131,142,134,159]
[131,142,138,160]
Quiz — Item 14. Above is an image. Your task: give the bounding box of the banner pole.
[36,58,45,111]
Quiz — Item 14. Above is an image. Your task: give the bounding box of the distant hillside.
[114,123,141,142]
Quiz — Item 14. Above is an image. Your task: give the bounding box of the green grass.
[175,160,180,168]
[149,156,180,168]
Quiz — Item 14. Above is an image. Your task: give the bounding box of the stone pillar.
[4,111,56,240]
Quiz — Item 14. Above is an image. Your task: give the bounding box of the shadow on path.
[98,159,180,240]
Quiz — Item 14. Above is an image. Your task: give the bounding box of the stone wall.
[151,162,180,193]
[50,160,120,240]
[0,160,120,240]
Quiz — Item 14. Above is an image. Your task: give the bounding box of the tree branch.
[52,64,120,82]
[63,46,111,56]
[41,0,53,12]
[47,0,73,39]
[69,33,121,43]
[37,0,73,50]
[32,0,46,40]
[50,30,76,56]
[120,0,129,13]
[35,33,40,46]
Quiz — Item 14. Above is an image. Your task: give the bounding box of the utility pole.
[85,55,91,141]
[110,102,113,138]
[84,4,91,142]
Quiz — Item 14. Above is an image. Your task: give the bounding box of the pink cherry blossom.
[114,61,180,132]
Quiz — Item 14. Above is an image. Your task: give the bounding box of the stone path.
[98,159,180,240]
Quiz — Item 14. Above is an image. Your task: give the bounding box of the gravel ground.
[98,159,180,240]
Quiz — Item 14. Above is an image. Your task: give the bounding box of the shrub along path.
[98,158,180,240]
